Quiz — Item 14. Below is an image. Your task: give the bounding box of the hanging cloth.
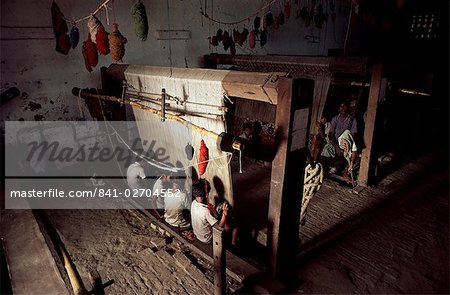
[131,1,149,41]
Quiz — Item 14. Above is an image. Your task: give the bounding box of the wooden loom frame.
[203,54,384,187]
[94,64,315,282]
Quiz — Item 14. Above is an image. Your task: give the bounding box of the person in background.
[239,122,253,141]
[329,101,358,156]
[310,115,332,161]
[325,101,358,178]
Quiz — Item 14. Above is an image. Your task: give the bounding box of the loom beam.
[72,87,220,140]
[72,87,244,154]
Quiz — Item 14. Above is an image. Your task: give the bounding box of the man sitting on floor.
[163,178,191,229]
[321,101,359,177]
[151,174,172,216]
[190,179,238,245]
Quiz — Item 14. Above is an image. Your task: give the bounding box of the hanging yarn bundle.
[109,23,127,62]
[131,1,149,41]
[260,16,267,31]
[82,41,92,72]
[249,30,256,48]
[197,141,216,217]
[86,35,98,67]
[253,17,261,33]
[58,34,71,54]
[82,34,98,72]
[96,25,110,55]
[241,28,249,43]
[198,139,209,177]
[260,30,268,47]
[285,0,291,19]
[51,2,70,55]
[265,12,274,27]
[87,15,101,43]
[222,31,230,51]
[69,25,79,49]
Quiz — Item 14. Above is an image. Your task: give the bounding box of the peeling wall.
[1,0,352,122]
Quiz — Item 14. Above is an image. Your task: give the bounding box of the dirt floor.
[45,209,222,294]
[294,148,449,294]
[43,147,449,294]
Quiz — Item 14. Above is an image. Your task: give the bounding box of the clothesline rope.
[60,0,113,24]
[200,0,278,26]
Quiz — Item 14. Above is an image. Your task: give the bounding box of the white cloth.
[320,122,335,158]
[191,199,218,243]
[126,162,146,190]
[152,177,165,209]
[338,129,358,161]
[164,190,190,228]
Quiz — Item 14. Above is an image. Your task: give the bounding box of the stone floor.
[4,147,447,294]
[294,148,449,293]
[45,209,218,295]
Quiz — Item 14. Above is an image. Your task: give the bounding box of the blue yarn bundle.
[69,25,79,49]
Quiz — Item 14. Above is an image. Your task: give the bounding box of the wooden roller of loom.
[72,87,244,153]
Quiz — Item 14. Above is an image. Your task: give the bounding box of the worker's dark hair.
[192,181,206,199]
[339,100,350,107]
[243,122,253,130]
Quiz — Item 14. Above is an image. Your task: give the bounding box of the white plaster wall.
[1,0,351,122]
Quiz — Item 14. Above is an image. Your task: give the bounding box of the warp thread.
[131,1,149,41]
[87,15,101,43]
[69,25,80,49]
[109,23,127,62]
[51,2,70,55]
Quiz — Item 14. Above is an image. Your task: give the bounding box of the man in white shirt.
[126,160,146,190]
[164,178,190,228]
[151,174,171,210]
[190,180,238,245]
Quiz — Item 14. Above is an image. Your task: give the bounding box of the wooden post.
[358,63,383,186]
[268,78,308,279]
[213,225,226,295]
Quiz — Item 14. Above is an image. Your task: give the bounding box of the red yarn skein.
[85,34,98,68]
[96,26,110,55]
